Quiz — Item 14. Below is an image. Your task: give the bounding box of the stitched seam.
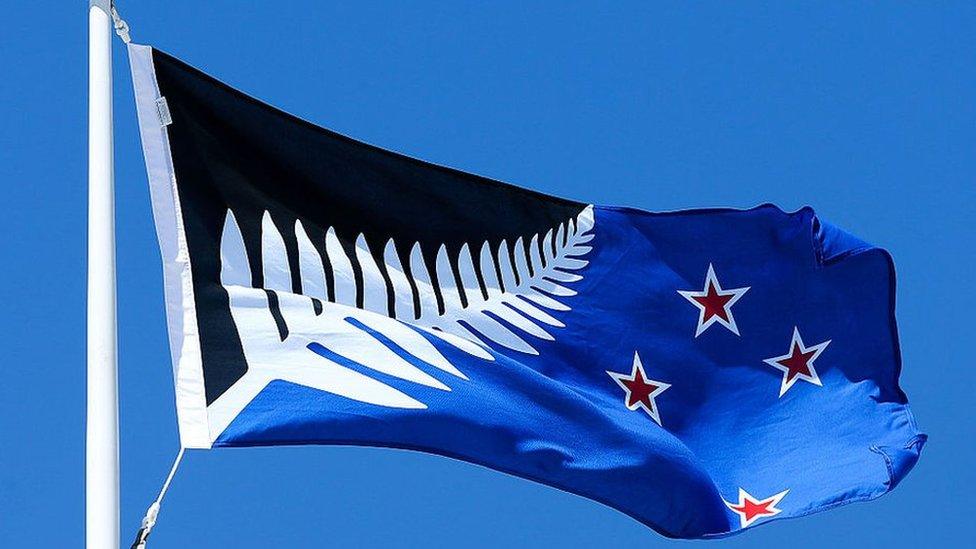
[869,444,895,488]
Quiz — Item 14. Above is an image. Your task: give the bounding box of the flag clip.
[155,97,173,127]
[110,2,131,43]
[128,448,185,548]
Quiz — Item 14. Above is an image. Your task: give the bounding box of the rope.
[130,448,185,549]
[110,1,131,43]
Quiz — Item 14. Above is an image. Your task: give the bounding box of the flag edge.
[128,42,212,449]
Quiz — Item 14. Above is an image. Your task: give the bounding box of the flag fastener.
[110,1,131,43]
[130,448,185,549]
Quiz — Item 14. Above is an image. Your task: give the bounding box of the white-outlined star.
[763,327,830,397]
[607,352,671,426]
[724,488,789,528]
[677,264,750,337]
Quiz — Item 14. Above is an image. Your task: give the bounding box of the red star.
[777,346,817,384]
[764,327,830,397]
[692,282,734,322]
[678,264,750,336]
[725,488,789,528]
[607,353,671,426]
[622,368,660,408]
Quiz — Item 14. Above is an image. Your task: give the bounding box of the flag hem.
[128,43,211,449]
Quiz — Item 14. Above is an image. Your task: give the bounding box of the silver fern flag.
[130,44,923,538]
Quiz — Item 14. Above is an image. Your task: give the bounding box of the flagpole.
[88,1,119,548]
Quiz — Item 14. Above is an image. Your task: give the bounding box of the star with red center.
[607,352,671,426]
[763,327,830,397]
[724,488,789,528]
[678,264,750,337]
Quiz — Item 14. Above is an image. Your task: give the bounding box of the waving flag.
[129,44,924,538]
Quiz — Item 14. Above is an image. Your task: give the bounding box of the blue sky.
[1,2,973,547]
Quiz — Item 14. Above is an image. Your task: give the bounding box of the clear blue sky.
[1,2,972,547]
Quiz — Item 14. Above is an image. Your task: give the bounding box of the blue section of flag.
[215,204,923,538]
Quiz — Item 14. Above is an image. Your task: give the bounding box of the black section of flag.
[150,48,586,404]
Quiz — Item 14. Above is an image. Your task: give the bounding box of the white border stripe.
[128,44,211,448]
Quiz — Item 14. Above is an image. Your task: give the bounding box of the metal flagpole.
[88,0,119,547]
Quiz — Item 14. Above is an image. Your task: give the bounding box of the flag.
[129,44,924,539]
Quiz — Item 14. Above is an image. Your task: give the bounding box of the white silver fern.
[207,206,594,441]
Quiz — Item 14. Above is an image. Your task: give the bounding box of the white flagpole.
[88,1,119,547]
